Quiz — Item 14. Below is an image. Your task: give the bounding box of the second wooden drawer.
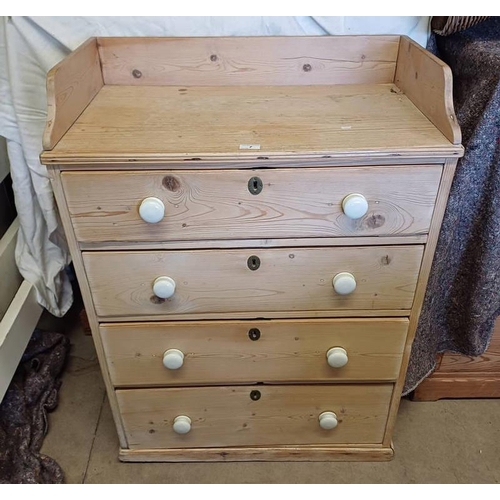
[83,245,424,319]
[102,318,408,386]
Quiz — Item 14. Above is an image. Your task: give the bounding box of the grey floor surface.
[38,309,500,484]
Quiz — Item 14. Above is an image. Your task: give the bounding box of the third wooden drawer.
[101,318,408,386]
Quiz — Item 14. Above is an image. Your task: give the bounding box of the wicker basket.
[431,16,490,36]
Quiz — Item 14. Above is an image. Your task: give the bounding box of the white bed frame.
[0,139,43,402]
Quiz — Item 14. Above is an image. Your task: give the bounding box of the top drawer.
[61,166,441,243]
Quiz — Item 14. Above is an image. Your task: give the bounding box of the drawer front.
[84,246,423,318]
[62,166,441,242]
[102,319,408,386]
[117,384,393,449]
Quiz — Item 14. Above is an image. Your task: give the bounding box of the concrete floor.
[38,308,500,484]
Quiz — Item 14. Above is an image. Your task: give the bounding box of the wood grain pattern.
[116,384,393,449]
[47,165,128,447]
[83,246,424,319]
[119,445,394,462]
[439,332,500,373]
[412,377,500,401]
[395,36,462,145]
[62,166,441,243]
[42,84,462,164]
[101,318,408,386]
[412,318,500,401]
[43,38,103,150]
[382,158,458,445]
[97,36,399,86]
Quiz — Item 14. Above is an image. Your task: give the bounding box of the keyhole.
[248,176,263,195]
[250,390,261,401]
[247,255,261,271]
[248,328,261,341]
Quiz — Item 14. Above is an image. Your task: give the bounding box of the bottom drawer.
[117,384,393,449]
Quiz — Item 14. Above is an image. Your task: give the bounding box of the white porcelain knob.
[153,276,176,299]
[327,347,348,368]
[139,197,165,223]
[173,415,191,434]
[332,272,356,295]
[163,349,184,370]
[342,193,368,219]
[319,411,338,430]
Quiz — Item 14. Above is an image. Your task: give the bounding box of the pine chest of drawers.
[40,36,463,462]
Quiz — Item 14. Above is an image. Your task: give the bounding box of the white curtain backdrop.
[0,16,430,316]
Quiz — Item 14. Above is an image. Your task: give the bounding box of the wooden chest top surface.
[43,83,461,163]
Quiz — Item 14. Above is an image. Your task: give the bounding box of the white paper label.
[239,144,261,150]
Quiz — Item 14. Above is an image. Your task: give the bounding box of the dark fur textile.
[0,330,70,483]
[405,17,500,393]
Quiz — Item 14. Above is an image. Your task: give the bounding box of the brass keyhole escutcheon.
[248,176,263,195]
[247,255,261,271]
[250,390,261,401]
[248,328,261,341]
